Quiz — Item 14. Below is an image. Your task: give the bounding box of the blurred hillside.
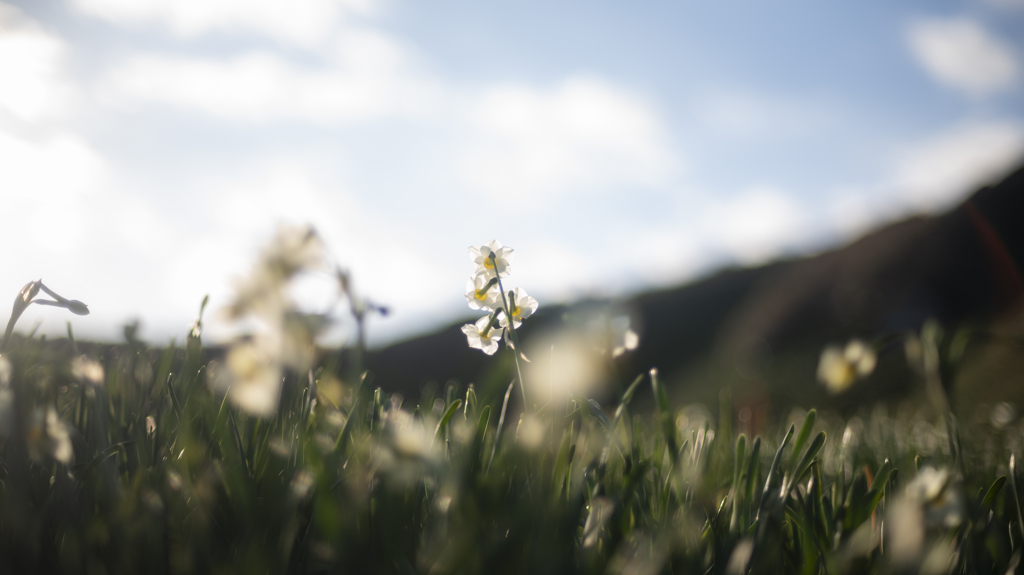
[366,163,1024,419]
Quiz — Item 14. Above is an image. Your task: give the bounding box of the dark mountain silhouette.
[366,163,1024,416]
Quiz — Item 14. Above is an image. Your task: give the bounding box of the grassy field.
[0,230,1021,574]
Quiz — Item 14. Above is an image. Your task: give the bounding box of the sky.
[1,0,1023,347]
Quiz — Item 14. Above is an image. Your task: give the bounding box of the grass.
[0,323,1022,574]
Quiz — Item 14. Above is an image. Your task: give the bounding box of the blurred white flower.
[226,339,282,417]
[462,315,503,355]
[889,466,965,567]
[525,334,604,404]
[991,402,1016,429]
[221,224,335,416]
[323,408,347,429]
[71,355,104,386]
[167,469,183,491]
[583,313,639,357]
[465,275,502,311]
[27,407,73,465]
[844,340,876,375]
[817,346,852,392]
[469,240,513,278]
[385,409,437,460]
[888,497,925,566]
[289,470,316,501]
[226,224,325,320]
[817,339,876,393]
[726,538,754,575]
[906,466,964,528]
[498,287,539,329]
[611,316,639,357]
[515,415,546,450]
[280,312,328,371]
[907,466,948,502]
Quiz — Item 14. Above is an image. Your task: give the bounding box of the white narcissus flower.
[469,240,514,278]
[843,339,876,376]
[515,415,546,451]
[462,315,503,355]
[889,466,965,566]
[817,346,853,393]
[611,316,639,357]
[465,275,502,311]
[386,409,438,460]
[27,407,73,465]
[226,339,282,417]
[498,287,538,329]
[227,224,325,320]
[906,466,964,528]
[72,355,104,386]
[816,339,876,394]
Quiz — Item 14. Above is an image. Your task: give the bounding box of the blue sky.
[1,0,1022,346]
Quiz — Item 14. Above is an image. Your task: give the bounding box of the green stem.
[0,282,38,352]
[489,253,528,411]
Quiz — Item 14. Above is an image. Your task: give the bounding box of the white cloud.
[705,187,808,266]
[0,132,104,204]
[98,31,440,124]
[462,76,676,200]
[907,17,1018,97]
[826,186,881,240]
[825,119,1024,239]
[0,3,73,121]
[893,120,1024,211]
[72,0,376,47]
[691,91,836,139]
[612,228,705,287]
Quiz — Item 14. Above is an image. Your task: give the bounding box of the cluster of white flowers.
[220,225,329,417]
[816,339,876,394]
[461,241,538,355]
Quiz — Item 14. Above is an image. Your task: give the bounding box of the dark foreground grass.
[0,327,1022,575]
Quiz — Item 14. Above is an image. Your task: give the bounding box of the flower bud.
[20,281,40,304]
[67,300,89,316]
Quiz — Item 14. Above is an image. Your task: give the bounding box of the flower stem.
[0,281,40,352]
[490,254,528,410]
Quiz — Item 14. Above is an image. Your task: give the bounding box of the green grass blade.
[757,424,794,521]
[983,475,1007,510]
[789,432,826,495]
[1010,455,1024,543]
[432,399,462,447]
[789,409,816,471]
[649,368,677,464]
